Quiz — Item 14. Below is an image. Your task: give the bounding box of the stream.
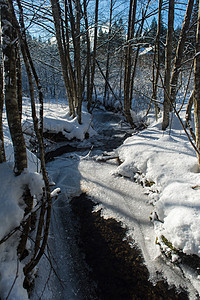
[31,109,198,300]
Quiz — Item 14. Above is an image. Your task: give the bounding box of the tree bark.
[0,61,5,163]
[194,0,200,165]
[130,0,151,106]
[1,0,27,175]
[151,0,162,121]
[16,0,44,136]
[8,0,52,274]
[83,0,91,110]
[16,46,23,121]
[0,6,5,163]
[162,0,174,130]
[88,0,99,111]
[170,0,194,105]
[74,0,82,124]
[186,91,194,126]
[124,0,137,127]
[50,0,75,117]
[103,0,113,107]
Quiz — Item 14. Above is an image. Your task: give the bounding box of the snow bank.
[0,100,44,299]
[116,110,200,256]
[22,101,96,141]
[43,102,96,140]
[1,98,96,298]
[0,163,44,299]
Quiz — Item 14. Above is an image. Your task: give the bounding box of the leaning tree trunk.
[194,0,200,166]
[162,0,174,130]
[1,0,27,175]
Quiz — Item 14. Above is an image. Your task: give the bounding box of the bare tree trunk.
[186,91,194,126]
[151,0,162,120]
[8,0,52,274]
[67,0,82,114]
[130,0,151,105]
[88,0,99,111]
[75,0,82,124]
[162,0,174,130]
[16,0,44,136]
[50,0,75,117]
[194,0,200,165]
[103,0,113,107]
[1,0,27,175]
[64,0,77,110]
[0,62,5,163]
[83,0,91,109]
[170,0,194,104]
[119,52,123,102]
[124,0,137,127]
[0,6,5,163]
[16,46,23,121]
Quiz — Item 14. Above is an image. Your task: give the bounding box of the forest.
[1,0,200,299]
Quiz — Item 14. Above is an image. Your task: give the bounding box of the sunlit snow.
[1,98,200,299]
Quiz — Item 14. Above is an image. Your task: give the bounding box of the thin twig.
[178,59,194,113]
[0,226,20,245]
[6,259,19,300]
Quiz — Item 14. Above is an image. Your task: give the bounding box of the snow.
[0,99,96,299]
[1,96,200,298]
[43,102,96,141]
[116,108,200,259]
[0,162,44,300]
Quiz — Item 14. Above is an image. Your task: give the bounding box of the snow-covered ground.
[1,98,200,299]
[0,102,44,299]
[116,110,200,259]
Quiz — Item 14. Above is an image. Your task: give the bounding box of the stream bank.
[32,109,197,299]
[71,193,188,300]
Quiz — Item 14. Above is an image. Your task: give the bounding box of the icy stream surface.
[31,110,198,299]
